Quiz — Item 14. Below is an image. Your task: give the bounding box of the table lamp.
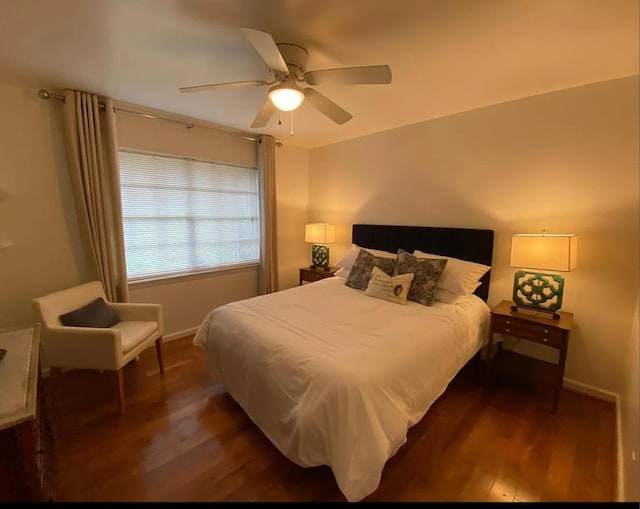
[510,231,578,319]
[305,223,335,270]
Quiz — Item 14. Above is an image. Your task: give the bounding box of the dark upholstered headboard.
[352,224,494,302]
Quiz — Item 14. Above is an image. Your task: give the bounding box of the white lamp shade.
[305,223,336,244]
[510,234,578,272]
[269,87,305,112]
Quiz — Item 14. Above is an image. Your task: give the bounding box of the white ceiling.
[0,0,637,148]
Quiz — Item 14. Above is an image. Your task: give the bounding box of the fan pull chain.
[290,111,294,136]
[278,110,282,126]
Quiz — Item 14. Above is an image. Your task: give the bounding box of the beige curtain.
[257,134,278,294]
[62,90,129,302]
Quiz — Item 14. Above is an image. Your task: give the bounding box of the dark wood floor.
[45,337,616,502]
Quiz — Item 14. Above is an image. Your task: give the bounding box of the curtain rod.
[37,89,265,144]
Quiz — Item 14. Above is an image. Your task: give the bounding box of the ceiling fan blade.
[240,26,289,75]
[251,99,276,128]
[179,80,268,93]
[304,65,392,86]
[303,88,352,125]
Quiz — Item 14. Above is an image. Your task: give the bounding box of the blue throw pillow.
[59,297,120,328]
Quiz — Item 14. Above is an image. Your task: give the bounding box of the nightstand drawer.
[303,271,323,282]
[299,266,339,285]
[492,315,565,348]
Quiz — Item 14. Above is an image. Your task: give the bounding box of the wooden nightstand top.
[491,300,574,331]
[300,266,339,275]
[299,266,340,285]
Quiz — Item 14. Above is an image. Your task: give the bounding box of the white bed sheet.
[193,277,490,501]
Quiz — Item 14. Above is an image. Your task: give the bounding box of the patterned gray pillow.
[393,249,448,306]
[345,249,396,291]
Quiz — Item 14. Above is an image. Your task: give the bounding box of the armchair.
[33,281,164,415]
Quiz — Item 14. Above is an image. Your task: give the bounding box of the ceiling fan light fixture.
[268,84,305,112]
[180,27,392,127]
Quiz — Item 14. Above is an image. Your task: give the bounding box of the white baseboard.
[615,396,623,501]
[163,326,199,343]
[562,377,618,402]
[563,377,623,501]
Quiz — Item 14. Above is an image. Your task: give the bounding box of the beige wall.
[0,82,92,329]
[621,290,639,501]
[126,266,258,336]
[115,108,257,167]
[0,87,306,337]
[309,76,639,394]
[117,112,311,334]
[116,111,259,336]
[275,144,310,290]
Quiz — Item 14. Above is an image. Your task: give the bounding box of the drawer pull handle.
[505,328,510,333]
[506,320,511,325]
[544,329,549,333]
[543,337,548,342]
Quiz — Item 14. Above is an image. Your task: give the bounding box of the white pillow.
[335,244,359,269]
[334,267,349,278]
[413,250,490,296]
[335,244,396,270]
[434,282,482,303]
[364,266,414,305]
[365,247,397,258]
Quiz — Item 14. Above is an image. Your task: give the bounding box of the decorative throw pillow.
[345,248,396,291]
[364,266,415,305]
[336,244,396,271]
[393,249,448,306]
[59,297,120,328]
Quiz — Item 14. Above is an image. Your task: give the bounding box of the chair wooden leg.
[116,369,125,415]
[155,337,165,375]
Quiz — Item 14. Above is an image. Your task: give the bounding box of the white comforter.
[193,277,490,501]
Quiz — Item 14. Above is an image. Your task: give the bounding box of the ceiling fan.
[179,26,392,128]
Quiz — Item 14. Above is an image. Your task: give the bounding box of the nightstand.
[299,266,339,285]
[485,300,574,413]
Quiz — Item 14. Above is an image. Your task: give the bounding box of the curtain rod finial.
[38,89,51,100]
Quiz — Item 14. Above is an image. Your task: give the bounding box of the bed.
[193,224,494,501]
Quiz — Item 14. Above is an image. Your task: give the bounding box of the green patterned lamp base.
[512,270,564,319]
[311,244,330,269]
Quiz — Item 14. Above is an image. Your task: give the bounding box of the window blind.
[118,150,260,280]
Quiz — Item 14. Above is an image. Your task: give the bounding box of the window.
[118,150,260,281]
